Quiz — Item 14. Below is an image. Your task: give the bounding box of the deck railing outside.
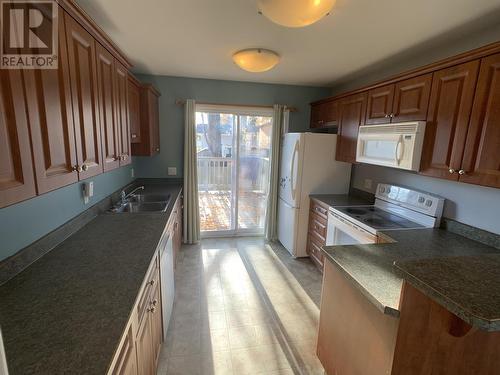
[197,156,269,193]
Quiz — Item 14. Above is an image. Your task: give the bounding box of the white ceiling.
[76,0,500,87]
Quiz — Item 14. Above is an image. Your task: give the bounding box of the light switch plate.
[131,168,135,178]
[167,167,177,176]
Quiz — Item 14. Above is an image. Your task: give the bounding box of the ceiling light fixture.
[257,0,336,27]
[232,48,280,73]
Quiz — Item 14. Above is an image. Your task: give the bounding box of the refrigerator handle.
[290,140,299,201]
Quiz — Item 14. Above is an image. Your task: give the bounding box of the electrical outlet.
[364,178,372,190]
[167,167,177,176]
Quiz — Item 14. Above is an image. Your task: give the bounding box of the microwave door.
[357,134,401,167]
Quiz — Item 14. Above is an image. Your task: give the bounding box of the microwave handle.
[395,136,404,165]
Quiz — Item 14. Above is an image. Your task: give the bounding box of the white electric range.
[326,184,445,245]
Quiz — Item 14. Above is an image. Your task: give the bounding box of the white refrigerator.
[278,133,351,257]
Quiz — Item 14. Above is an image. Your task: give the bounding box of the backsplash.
[351,164,500,235]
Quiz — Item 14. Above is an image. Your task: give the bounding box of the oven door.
[326,211,377,245]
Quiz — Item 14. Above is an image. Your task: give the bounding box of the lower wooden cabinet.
[318,261,500,375]
[109,325,138,375]
[307,199,329,272]
[135,305,154,375]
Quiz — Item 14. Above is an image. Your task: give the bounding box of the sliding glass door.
[196,105,273,236]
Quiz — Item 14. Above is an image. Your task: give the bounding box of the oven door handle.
[328,212,376,244]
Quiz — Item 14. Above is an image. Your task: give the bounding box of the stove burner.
[344,208,368,215]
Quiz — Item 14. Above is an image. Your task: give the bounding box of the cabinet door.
[109,325,137,375]
[128,77,141,144]
[392,73,432,122]
[365,84,394,125]
[420,61,479,179]
[460,54,500,188]
[65,14,103,180]
[115,62,131,166]
[135,310,154,375]
[310,101,338,128]
[150,283,163,368]
[23,14,78,194]
[0,70,36,208]
[336,92,367,163]
[96,45,120,171]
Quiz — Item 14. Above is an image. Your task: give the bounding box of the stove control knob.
[418,196,425,203]
[425,199,433,207]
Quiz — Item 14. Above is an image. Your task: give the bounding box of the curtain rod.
[175,99,297,112]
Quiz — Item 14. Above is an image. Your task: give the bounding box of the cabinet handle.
[148,306,156,313]
[384,114,389,118]
[151,299,158,306]
[81,164,89,172]
[148,279,155,286]
[155,147,160,152]
[72,165,83,172]
[114,156,120,161]
[448,168,456,174]
[122,155,128,160]
[389,113,394,118]
[458,169,466,175]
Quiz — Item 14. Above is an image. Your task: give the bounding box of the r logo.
[0,0,58,68]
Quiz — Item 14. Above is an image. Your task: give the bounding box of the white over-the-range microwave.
[356,121,426,171]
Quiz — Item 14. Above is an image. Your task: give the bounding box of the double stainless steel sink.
[109,188,171,213]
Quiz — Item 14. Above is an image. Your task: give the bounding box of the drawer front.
[307,236,324,270]
[310,199,329,220]
[308,212,327,243]
[137,258,159,324]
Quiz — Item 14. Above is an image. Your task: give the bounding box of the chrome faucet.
[121,185,144,204]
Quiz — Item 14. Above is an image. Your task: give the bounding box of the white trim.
[196,103,274,117]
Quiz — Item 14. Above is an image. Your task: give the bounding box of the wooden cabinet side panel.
[392,73,432,122]
[392,282,500,375]
[65,13,103,180]
[24,12,78,194]
[0,69,36,208]
[460,53,500,188]
[150,282,163,368]
[336,92,367,163]
[317,261,399,375]
[419,61,480,179]
[109,325,138,375]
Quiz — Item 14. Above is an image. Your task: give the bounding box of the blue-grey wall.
[132,75,330,178]
[0,166,134,261]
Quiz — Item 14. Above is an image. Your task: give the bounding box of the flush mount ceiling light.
[257,0,336,27]
[232,48,280,73]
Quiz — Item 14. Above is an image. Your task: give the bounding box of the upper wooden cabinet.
[128,75,142,144]
[365,84,395,125]
[420,61,480,180]
[336,93,367,163]
[310,100,338,128]
[22,13,78,195]
[0,70,36,208]
[65,13,104,180]
[365,74,432,124]
[459,53,500,188]
[392,74,432,122]
[131,84,161,156]
[96,44,121,172]
[114,62,131,165]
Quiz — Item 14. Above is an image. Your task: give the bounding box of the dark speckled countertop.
[322,229,500,330]
[0,183,182,375]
